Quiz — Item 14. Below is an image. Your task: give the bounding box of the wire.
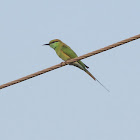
[0,34,140,89]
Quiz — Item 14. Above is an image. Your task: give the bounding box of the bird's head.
[43,39,62,49]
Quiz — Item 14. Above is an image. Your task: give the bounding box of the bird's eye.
[52,41,58,44]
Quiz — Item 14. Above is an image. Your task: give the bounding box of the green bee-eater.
[44,39,109,91]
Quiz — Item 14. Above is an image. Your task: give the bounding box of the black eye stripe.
[51,41,58,44]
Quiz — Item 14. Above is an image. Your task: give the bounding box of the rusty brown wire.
[0,34,140,89]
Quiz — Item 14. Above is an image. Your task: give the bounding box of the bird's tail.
[85,70,110,92]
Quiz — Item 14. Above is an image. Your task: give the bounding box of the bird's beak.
[43,43,50,46]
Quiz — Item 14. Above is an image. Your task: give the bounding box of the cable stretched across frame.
[0,34,140,90]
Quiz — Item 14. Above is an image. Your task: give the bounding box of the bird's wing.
[61,44,78,59]
[61,44,89,68]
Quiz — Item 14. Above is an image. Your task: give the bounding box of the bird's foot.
[65,60,68,64]
[60,62,65,66]
[65,60,72,65]
[60,61,72,66]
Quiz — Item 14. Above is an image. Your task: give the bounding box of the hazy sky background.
[0,0,140,140]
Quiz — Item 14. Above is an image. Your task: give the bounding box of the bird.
[43,39,109,92]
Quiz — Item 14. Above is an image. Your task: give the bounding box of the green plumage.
[44,39,109,92]
[49,39,89,72]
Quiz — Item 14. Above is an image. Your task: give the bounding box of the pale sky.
[0,0,140,140]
